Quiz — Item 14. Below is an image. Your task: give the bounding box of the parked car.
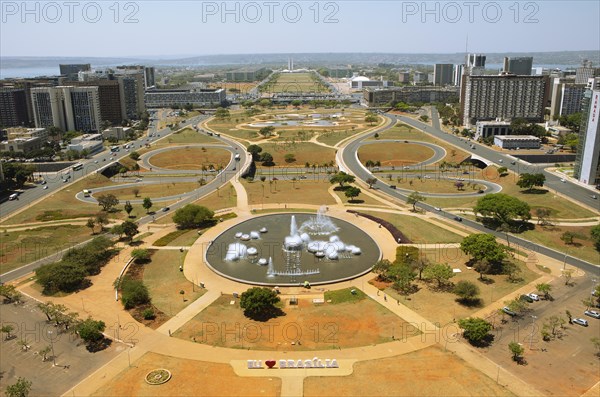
[572,318,589,327]
[584,310,600,319]
[502,306,517,316]
[528,293,540,301]
[520,294,534,303]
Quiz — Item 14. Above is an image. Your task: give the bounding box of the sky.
[1,0,599,57]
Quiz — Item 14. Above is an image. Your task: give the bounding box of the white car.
[434,207,442,211]
[573,318,589,327]
[498,159,503,163]
[528,293,539,301]
[584,310,600,319]
[43,185,48,190]
[560,178,566,183]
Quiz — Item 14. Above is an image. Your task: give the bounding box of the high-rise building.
[549,78,586,118]
[0,87,28,127]
[467,54,486,67]
[30,86,101,132]
[71,80,123,125]
[59,64,91,80]
[502,57,533,75]
[461,74,549,127]
[453,64,464,87]
[575,61,600,84]
[574,78,600,186]
[433,64,453,86]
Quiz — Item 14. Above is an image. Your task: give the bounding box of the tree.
[5,377,32,397]
[142,197,153,213]
[121,221,139,241]
[1,324,14,340]
[423,263,454,288]
[453,280,480,303]
[76,317,106,347]
[120,277,150,309]
[391,263,417,295]
[536,283,552,300]
[497,166,508,176]
[129,151,140,160]
[38,345,52,362]
[458,317,492,344]
[460,233,507,264]
[284,153,296,163]
[373,259,393,282]
[240,287,280,319]
[124,201,133,217]
[410,257,430,280]
[35,262,87,294]
[259,126,275,137]
[591,224,600,250]
[366,177,377,188]
[560,231,576,245]
[474,193,531,224]
[95,212,109,232]
[86,218,96,234]
[454,181,465,191]
[344,186,361,202]
[562,269,574,285]
[215,107,230,119]
[97,194,119,212]
[173,204,215,229]
[364,113,378,125]
[407,191,425,212]
[132,187,140,197]
[247,144,263,161]
[502,261,522,282]
[131,249,150,264]
[291,99,302,108]
[329,171,355,188]
[508,341,524,362]
[516,173,546,192]
[505,297,528,314]
[111,224,124,239]
[0,284,22,303]
[535,208,552,226]
[591,337,600,357]
[260,152,274,166]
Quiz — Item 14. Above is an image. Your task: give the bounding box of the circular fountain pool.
[205,211,381,286]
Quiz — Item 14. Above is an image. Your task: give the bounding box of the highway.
[338,113,599,274]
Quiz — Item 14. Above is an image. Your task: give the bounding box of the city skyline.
[1,1,599,57]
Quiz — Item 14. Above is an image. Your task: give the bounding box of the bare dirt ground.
[174,295,418,350]
[304,345,515,397]
[92,351,281,397]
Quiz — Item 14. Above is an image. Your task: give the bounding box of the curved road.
[339,114,600,274]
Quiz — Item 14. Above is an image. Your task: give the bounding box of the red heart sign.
[265,360,276,368]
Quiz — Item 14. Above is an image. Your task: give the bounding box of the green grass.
[0,225,91,274]
[154,229,196,247]
[143,250,205,317]
[164,127,222,144]
[360,211,465,244]
[324,287,367,304]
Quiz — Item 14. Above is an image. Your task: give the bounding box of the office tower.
[549,78,586,118]
[0,87,28,127]
[503,57,533,75]
[433,64,453,86]
[59,64,91,81]
[30,86,101,132]
[71,80,123,125]
[453,64,464,87]
[466,53,486,76]
[461,74,549,127]
[574,78,600,186]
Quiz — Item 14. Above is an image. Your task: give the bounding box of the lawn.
[358,142,436,166]
[173,292,418,350]
[153,229,200,247]
[381,247,540,325]
[143,250,205,317]
[261,72,330,93]
[304,346,514,397]
[98,181,200,201]
[332,187,386,207]
[382,175,488,194]
[164,127,221,144]
[359,211,464,244]
[242,179,336,206]
[425,167,597,219]
[520,224,600,265]
[0,175,117,225]
[254,142,336,167]
[92,352,281,397]
[0,225,91,274]
[149,147,231,170]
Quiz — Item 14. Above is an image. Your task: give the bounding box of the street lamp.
[48,330,56,366]
[529,315,537,350]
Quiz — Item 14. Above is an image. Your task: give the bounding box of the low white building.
[68,133,104,154]
[475,120,512,139]
[102,126,132,141]
[493,135,540,149]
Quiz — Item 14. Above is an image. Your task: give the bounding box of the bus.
[83,189,91,197]
[110,145,119,152]
[72,163,84,171]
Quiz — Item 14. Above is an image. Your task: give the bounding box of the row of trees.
[35,237,116,294]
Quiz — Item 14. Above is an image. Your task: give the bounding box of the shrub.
[120,277,150,309]
[142,308,155,320]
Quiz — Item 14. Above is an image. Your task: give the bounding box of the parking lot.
[477,274,599,396]
[0,296,122,395]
